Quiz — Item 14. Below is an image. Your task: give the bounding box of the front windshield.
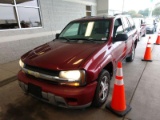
[145,19,154,25]
[133,19,140,29]
[59,20,111,41]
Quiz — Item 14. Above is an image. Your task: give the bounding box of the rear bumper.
[18,70,97,109]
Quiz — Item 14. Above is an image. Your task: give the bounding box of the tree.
[153,6,160,16]
[155,2,160,7]
[138,8,149,17]
[128,10,136,16]
[127,10,143,17]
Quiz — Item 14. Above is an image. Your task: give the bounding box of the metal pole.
[122,0,125,13]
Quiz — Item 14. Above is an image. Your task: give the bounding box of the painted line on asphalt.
[0,76,17,87]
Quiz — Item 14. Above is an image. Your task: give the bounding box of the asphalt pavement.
[0,60,19,87]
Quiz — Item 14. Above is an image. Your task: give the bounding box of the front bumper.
[18,70,97,108]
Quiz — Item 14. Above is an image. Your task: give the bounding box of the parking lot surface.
[0,33,160,120]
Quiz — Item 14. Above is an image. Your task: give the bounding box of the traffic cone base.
[141,59,152,62]
[106,102,132,117]
[154,43,160,45]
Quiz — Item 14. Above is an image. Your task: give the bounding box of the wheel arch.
[103,62,114,79]
[134,39,138,48]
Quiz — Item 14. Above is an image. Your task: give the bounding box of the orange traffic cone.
[141,36,152,62]
[106,62,131,117]
[154,32,160,45]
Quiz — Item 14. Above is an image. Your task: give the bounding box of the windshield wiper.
[73,38,98,41]
[74,38,107,42]
[59,37,107,42]
[74,38,91,40]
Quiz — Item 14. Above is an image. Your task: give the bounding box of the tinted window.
[127,17,135,30]
[133,18,141,29]
[16,0,38,6]
[122,17,131,32]
[17,7,41,28]
[0,6,19,29]
[0,0,13,5]
[60,20,111,41]
[0,0,41,30]
[62,23,79,36]
[113,19,124,38]
[145,18,154,25]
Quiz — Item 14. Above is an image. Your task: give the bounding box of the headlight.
[59,70,86,86]
[19,59,25,68]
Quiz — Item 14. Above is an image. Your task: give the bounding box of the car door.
[140,19,146,36]
[112,18,127,62]
[122,16,134,56]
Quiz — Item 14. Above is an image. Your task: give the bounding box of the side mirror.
[115,34,128,42]
[55,33,60,39]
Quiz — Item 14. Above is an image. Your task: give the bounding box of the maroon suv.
[18,15,138,108]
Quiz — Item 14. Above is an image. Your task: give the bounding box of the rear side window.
[122,17,131,32]
[127,17,136,30]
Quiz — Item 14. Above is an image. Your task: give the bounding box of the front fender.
[82,53,114,84]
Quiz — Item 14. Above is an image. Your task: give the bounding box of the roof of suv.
[71,14,131,22]
[72,15,115,22]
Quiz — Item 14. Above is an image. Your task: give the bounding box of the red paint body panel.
[22,41,104,71]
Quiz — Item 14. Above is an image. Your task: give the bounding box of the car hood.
[22,40,104,70]
[146,24,154,28]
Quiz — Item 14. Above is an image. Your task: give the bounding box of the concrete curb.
[0,76,17,87]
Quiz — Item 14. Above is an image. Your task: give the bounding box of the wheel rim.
[99,76,109,101]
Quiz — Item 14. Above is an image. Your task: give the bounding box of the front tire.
[126,44,135,62]
[92,70,110,107]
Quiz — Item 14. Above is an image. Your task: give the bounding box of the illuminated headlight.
[59,70,86,86]
[19,59,25,68]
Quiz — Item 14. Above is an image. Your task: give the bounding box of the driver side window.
[113,19,124,38]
